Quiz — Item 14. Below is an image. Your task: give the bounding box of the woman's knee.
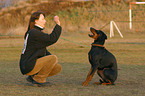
[44,55,58,64]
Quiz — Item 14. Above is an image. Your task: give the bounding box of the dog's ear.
[90,27,96,33]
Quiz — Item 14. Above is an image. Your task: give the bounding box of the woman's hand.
[54,16,60,25]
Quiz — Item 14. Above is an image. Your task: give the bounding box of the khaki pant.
[26,55,62,83]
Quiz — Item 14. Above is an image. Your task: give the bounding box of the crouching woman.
[19,11,62,87]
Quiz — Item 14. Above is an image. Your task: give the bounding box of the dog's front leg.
[82,67,96,86]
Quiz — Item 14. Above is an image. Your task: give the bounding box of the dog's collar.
[92,44,104,47]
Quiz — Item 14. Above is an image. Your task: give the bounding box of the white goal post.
[129,2,145,29]
[110,21,123,38]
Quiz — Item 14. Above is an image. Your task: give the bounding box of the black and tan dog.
[82,27,117,86]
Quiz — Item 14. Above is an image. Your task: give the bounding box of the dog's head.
[89,27,107,41]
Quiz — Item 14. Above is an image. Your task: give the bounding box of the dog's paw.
[94,82,102,85]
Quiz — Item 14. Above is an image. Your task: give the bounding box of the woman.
[19,11,62,87]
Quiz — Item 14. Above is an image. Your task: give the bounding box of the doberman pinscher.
[82,27,117,86]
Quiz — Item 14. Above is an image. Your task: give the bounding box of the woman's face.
[35,14,46,28]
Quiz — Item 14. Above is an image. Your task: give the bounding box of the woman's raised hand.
[54,16,60,25]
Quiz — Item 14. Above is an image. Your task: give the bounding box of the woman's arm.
[32,24,62,45]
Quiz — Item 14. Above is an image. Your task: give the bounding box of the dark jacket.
[19,24,62,75]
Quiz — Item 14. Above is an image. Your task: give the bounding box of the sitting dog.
[82,27,118,86]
